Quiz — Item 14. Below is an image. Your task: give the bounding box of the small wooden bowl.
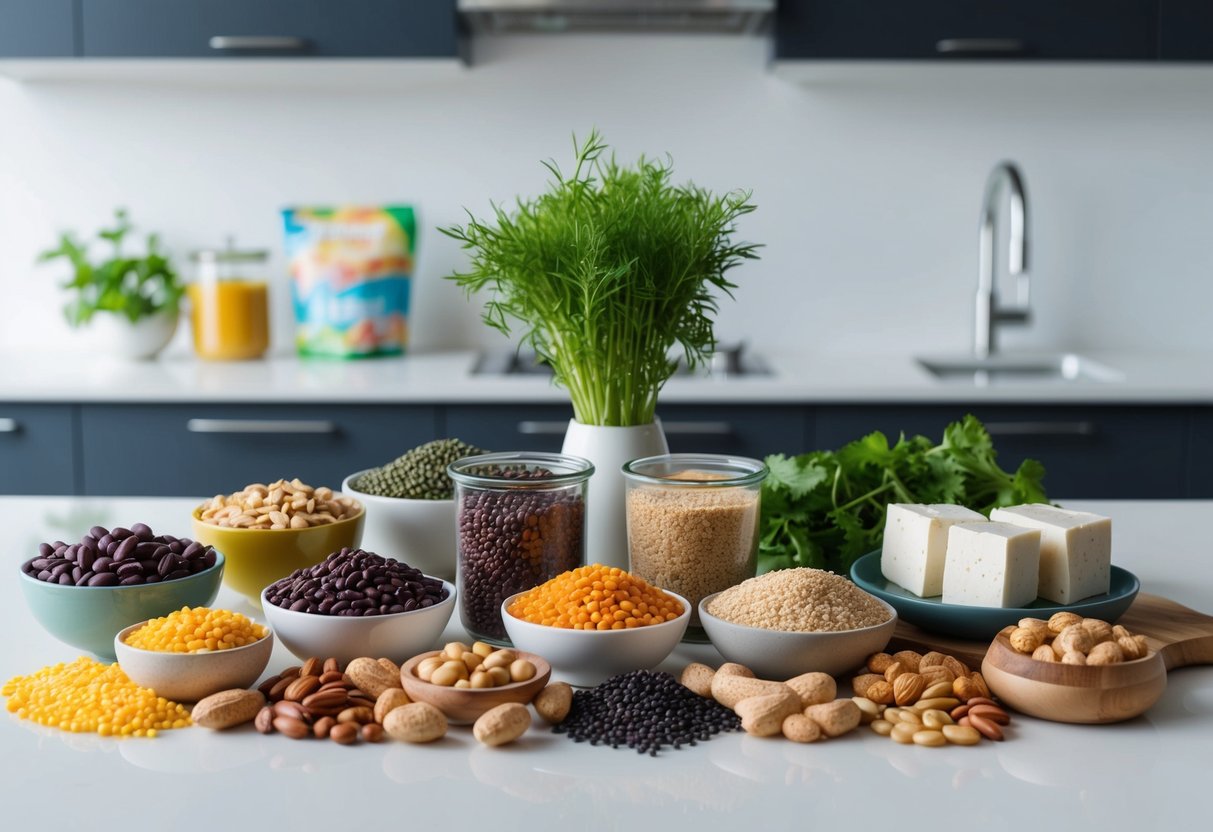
[399,650,551,724]
[981,631,1167,724]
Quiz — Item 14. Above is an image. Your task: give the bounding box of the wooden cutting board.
[887,593,1213,671]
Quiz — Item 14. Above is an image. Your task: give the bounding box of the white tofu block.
[881,504,986,597]
[990,504,1112,603]
[942,522,1041,608]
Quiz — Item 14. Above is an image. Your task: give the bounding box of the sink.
[917,353,1124,384]
[471,348,773,379]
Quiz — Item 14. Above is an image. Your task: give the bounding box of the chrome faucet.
[975,162,1031,357]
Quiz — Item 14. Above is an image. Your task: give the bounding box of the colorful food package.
[282,206,416,358]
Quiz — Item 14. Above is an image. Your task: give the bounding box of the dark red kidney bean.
[113,537,138,561]
[164,569,190,581]
[58,574,73,585]
[92,556,113,573]
[50,563,71,578]
[64,545,79,562]
[37,570,52,581]
[144,575,161,583]
[119,575,143,586]
[30,558,51,571]
[89,526,108,541]
[75,571,95,586]
[88,572,119,586]
[111,527,132,540]
[71,566,82,583]
[135,542,160,557]
[131,523,153,542]
[182,541,203,559]
[157,553,175,576]
[168,541,185,555]
[97,534,113,551]
[77,548,95,572]
[116,562,142,579]
[38,543,53,558]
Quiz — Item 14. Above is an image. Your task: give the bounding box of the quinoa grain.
[706,568,890,632]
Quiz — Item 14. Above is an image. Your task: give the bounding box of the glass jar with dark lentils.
[448,452,592,644]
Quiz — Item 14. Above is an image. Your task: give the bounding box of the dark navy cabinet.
[78,0,457,58]
[79,404,439,496]
[1158,0,1213,60]
[775,1,1157,61]
[444,404,808,461]
[0,0,76,57]
[1190,410,1213,498]
[0,405,78,494]
[813,405,1190,499]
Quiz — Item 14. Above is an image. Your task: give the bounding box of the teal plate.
[850,550,1140,641]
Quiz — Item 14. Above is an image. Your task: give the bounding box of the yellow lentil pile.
[507,564,684,630]
[124,606,267,653]
[2,657,191,737]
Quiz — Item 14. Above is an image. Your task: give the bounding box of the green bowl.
[18,553,225,660]
[850,550,1140,640]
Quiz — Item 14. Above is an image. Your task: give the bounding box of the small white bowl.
[342,471,457,581]
[698,592,898,680]
[114,622,273,703]
[500,589,691,687]
[260,579,456,666]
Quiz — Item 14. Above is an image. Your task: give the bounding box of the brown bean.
[950,704,970,720]
[967,704,1011,725]
[257,675,282,697]
[323,657,341,674]
[964,697,1000,708]
[313,716,336,738]
[280,666,302,681]
[337,706,374,724]
[268,677,294,701]
[302,689,348,710]
[968,714,1004,741]
[273,701,309,722]
[360,723,385,743]
[254,706,275,734]
[284,676,321,702]
[272,716,310,739]
[301,657,323,677]
[319,670,345,685]
[330,723,358,744]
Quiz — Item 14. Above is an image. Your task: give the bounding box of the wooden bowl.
[399,650,551,724]
[981,631,1167,724]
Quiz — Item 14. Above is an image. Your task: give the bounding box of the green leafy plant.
[442,130,760,426]
[38,208,183,327]
[758,415,1049,576]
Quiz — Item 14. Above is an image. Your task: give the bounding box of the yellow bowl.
[190,503,365,604]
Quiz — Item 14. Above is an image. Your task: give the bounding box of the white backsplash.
[1,35,1212,358]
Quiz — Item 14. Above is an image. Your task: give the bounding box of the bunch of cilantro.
[758,415,1048,576]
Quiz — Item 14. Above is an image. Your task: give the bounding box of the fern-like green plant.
[38,208,183,327]
[443,131,760,427]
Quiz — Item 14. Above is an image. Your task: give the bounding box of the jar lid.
[448,452,594,489]
[622,453,768,488]
[190,237,269,264]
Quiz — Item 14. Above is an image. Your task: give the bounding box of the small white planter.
[87,309,179,360]
[561,418,669,570]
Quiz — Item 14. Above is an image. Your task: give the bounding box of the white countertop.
[3,496,1211,831]
[1,349,1211,404]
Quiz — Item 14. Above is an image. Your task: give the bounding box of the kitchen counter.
[1,349,1211,404]
[2,496,1210,831]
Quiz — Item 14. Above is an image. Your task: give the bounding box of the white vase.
[561,418,669,570]
[87,309,178,360]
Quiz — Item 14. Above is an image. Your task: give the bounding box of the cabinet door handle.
[516,420,735,436]
[186,419,337,435]
[0,418,19,433]
[983,421,1095,437]
[208,36,309,51]
[935,38,1027,56]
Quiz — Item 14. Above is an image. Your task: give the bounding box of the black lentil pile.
[23,524,216,587]
[264,547,448,616]
[555,671,740,756]
[457,467,584,641]
[353,438,486,499]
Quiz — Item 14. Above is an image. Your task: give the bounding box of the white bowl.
[342,471,456,580]
[698,592,898,680]
[500,588,691,687]
[114,622,273,702]
[260,579,456,666]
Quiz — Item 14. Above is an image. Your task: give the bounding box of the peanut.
[191,689,265,730]
[781,713,823,743]
[716,662,755,678]
[805,699,862,738]
[473,702,531,747]
[785,672,836,708]
[533,682,573,725]
[383,702,447,743]
[736,691,803,737]
[679,663,716,698]
[710,674,793,709]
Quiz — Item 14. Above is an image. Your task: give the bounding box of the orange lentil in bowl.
[507,564,684,630]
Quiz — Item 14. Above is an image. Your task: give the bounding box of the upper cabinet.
[775,0,1158,61]
[1158,0,1213,60]
[79,0,458,58]
[0,0,76,57]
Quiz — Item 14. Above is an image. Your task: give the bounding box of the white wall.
[2,35,1212,359]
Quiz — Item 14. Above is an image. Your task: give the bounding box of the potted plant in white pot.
[443,131,759,566]
[39,209,183,360]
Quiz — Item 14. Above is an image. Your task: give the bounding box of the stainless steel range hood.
[458,0,774,34]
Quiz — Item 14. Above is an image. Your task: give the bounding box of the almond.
[283,675,321,702]
[192,689,265,730]
[892,672,925,706]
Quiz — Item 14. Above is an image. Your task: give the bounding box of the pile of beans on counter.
[123,607,268,653]
[22,524,217,587]
[251,656,398,745]
[352,438,486,499]
[264,548,448,616]
[506,564,684,630]
[198,478,360,529]
[3,657,192,737]
[457,466,585,641]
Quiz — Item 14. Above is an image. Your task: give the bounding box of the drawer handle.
[0,418,19,433]
[208,36,309,51]
[935,38,1027,55]
[186,419,337,435]
[516,420,735,436]
[983,421,1095,437]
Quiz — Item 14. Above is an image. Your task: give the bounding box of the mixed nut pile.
[1005,613,1151,665]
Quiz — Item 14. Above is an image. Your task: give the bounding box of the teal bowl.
[18,552,225,660]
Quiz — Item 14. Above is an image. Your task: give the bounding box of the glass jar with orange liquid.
[188,242,270,361]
